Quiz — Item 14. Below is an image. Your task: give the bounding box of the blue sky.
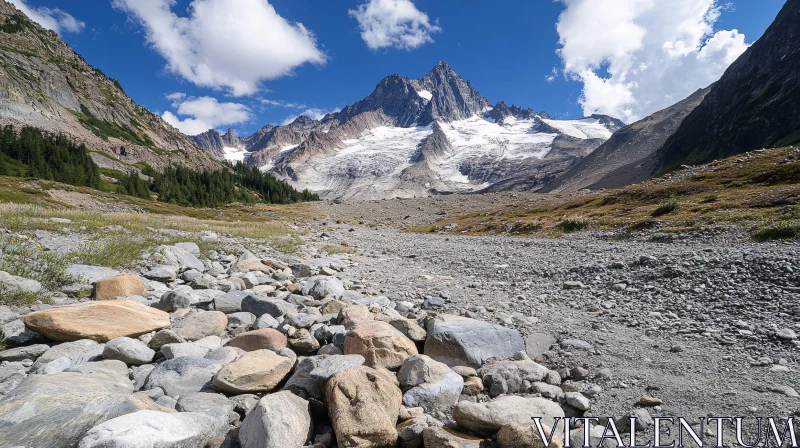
[10,0,787,135]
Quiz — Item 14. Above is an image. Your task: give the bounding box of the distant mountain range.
[192,61,624,200]
[0,0,220,173]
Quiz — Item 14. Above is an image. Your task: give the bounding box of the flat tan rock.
[213,349,292,394]
[343,321,418,369]
[423,427,484,448]
[170,311,227,341]
[325,365,402,448]
[93,274,146,300]
[20,301,170,342]
[227,328,287,352]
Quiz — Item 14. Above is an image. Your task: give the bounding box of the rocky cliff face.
[656,0,800,172]
[545,87,710,193]
[0,0,220,173]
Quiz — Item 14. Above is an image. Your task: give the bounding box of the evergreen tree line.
[0,125,101,188]
[0,124,319,207]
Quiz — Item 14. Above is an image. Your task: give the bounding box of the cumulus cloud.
[281,108,340,125]
[555,0,748,122]
[8,0,84,34]
[162,94,251,135]
[112,0,326,96]
[349,0,441,51]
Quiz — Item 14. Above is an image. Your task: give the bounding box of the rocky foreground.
[0,217,799,448]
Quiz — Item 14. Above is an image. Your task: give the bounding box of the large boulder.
[398,354,463,414]
[343,321,418,369]
[78,410,223,448]
[20,301,170,342]
[0,360,160,448]
[325,366,402,448]
[452,396,565,436]
[239,391,313,448]
[93,274,146,300]
[227,328,287,352]
[169,311,227,341]
[424,314,524,368]
[143,357,223,398]
[302,276,345,300]
[213,349,293,394]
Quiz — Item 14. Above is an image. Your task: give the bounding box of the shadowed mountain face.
[544,87,710,193]
[0,0,220,173]
[191,61,623,200]
[656,0,800,173]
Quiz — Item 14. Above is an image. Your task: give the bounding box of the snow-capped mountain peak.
[190,61,623,200]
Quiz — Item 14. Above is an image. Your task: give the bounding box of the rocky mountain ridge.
[193,61,623,200]
[0,0,220,173]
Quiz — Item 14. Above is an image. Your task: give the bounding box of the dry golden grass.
[416,146,800,239]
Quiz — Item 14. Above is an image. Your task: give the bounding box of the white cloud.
[281,108,340,125]
[262,99,307,109]
[162,95,251,135]
[8,0,84,34]
[349,0,441,51]
[112,0,326,96]
[555,0,748,123]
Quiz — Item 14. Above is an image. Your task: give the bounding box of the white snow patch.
[416,90,433,101]
[541,118,612,140]
[223,146,248,163]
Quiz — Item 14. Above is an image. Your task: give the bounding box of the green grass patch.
[651,197,679,217]
[556,216,588,232]
[320,244,356,255]
[754,220,800,241]
[75,105,155,148]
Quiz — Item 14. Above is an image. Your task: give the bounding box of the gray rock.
[301,276,345,300]
[776,328,797,340]
[157,291,194,312]
[255,313,280,329]
[230,394,259,415]
[282,356,325,400]
[228,312,257,327]
[169,311,227,341]
[0,270,42,294]
[309,354,366,381]
[31,339,101,374]
[286,312,317,328]
[0,360,156,448]
[0,306,16,324]
[175,242,201,256]
[104,337,155,365]
[143,265,178,282]
[176,392,232,429]
[157,246,205,273]
[560,339,594,351]
[143,357,223,398]
[2,319,42,345]
[565,392,591,411]
[65,264,121,284]
[131,364,156,390]
[616,408,654,431]
[77,410,223,448]
[239,391,313,448]
[0,343,49,362]
[563,281,585,290]
[161,336,222,360]
[424,314,524,368]
[453,395,565,436]
[214,290,253,314]
[524,333,555,358]
[206,346,244,364]
[479,360,551,397]
[399,355,463,414]
[242,296,297,318]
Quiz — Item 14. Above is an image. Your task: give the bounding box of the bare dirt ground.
[313,196,800,440]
